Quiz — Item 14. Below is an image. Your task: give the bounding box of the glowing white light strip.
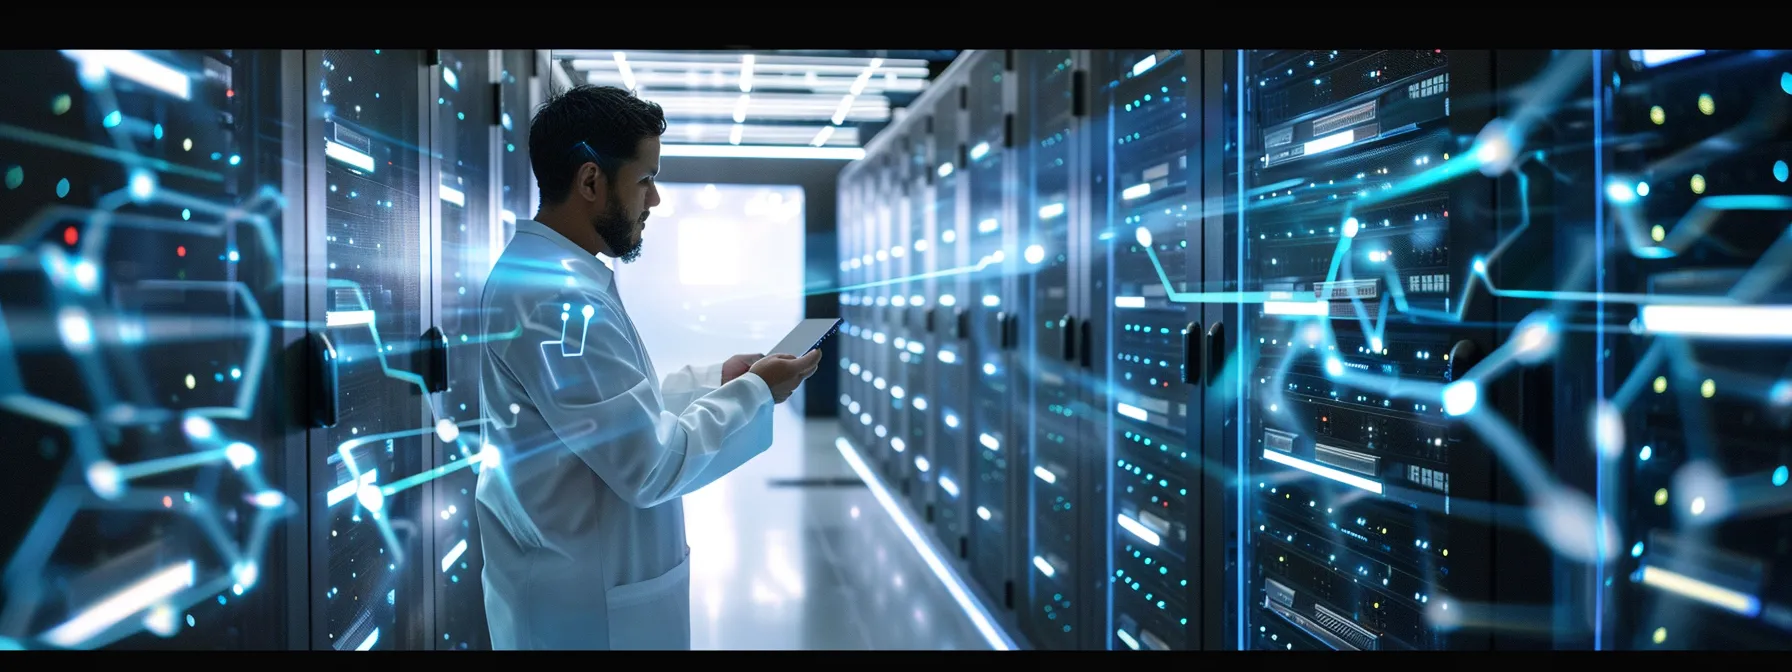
[1638,565,1760,617]
[325,140,375,172]
[979,433,1000,451]
[41,560,196,648]
[1132,54,1158,76]
[356,627,380,651]
[441,539,469,572]
[1123,183,1151,200]
[836,437,1015,650]
[977,506,992,520]
[1117,513,1161,546]
[1303,129,1356,157]
[612,52,636,91]
[1115,296,1146,309]
[970,142,990,160]
[1265,300,1328,316]
[1033,466,1057,484]
[1637,50,1705,67]
[1639,305,1792,340]
[439,184,465,207]
[1117,402,1149,422]
[1032,556,1055,577]
[1038,202,1065,219]
[739,54,754,93]
[1117,628,1141,649]
[1262,449,1384,494]
[325,310,375,328]
[60,50,191,100]
[660,143,863,160]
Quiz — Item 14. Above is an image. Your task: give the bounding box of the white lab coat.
[473,219,776,650]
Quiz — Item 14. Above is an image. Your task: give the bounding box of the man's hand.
[722,353,763,385]
[747,349,824,403]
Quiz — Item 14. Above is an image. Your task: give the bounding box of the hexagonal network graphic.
[0,173,295,649]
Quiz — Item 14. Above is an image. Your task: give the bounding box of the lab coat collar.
[513,218,614,294]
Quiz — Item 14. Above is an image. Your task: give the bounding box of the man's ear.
[577,162,607,203]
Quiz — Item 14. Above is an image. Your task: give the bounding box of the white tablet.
[767,318,842,358]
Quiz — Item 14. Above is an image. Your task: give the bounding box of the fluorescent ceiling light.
[612,52,636,91]
[557,49,930,72]
[668,122,859,146]
[580,68,926,95]
[661,143,865,160]
[739,54,754,92]
[641,90,890,123]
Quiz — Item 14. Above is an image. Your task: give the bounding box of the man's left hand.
[722,353,764,385]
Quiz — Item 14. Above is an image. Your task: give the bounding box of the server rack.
[838,48,1792,653]
[0,48,542,651]
[0,49,307,651]
[1583,49,1792,651]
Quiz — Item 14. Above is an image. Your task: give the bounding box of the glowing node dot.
[1653,627,1667,645]
[4,166,21,190]
[509,403,521,415]
[1649,106,1666,125]
[356,483,385,513]
[1690,496,1707,516]
[185,374,197,390]
[1777,160,1790,183]
[1343,217,1360,238]
[86,461,123,499]
[1651,225,1665,242]
[435,418,461,443]
[1700,378,1716,398]
[1690,174,1706,194]
[177,245,186,257]
[183,138,193,151]
[63,226,78,246]
[1653,376,1668,394]
[1774,466,1788,487]
[1697,93,1715,115]
[1134,226,1153,247]
[52,93,72,115]
[581,304,595,319]
[1654,488,1669,506]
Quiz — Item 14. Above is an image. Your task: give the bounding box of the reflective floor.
[682,405,993,650]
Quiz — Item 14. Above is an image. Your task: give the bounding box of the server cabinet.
[903,131,939,516]
[871,161,901,479]
[1015,48,1098,650]
[926,95,974,563]
[963,50,1022,612]
[1585,49,1792,651]
[1223,49,1508,651]
[0,49,306,651]
[306,48,435,652]
[1090,49,1204,651]
[886,148,921,496]
[426,48,497,651]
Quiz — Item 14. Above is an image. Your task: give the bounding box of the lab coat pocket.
[603,553,692,650]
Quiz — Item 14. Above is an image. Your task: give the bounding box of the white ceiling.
[551,50,946,159]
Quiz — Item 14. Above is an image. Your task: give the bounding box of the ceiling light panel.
[627,90,891,123]
[666,122,861,147]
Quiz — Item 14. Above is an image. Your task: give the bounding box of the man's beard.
[593,198,644,263]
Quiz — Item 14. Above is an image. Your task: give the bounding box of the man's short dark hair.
[529,85,667,207]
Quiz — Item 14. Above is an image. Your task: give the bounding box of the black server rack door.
[928,97,973,565]
[0,49,301,651]
[1098,49,1201,652]
[311,48,432,652]
[964,50,1016,610]
[429,48,495,651]
[1227,49,1495,652]
[1018,49,1085,650]
[1589,49,1792,651]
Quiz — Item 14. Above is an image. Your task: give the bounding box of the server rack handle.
[1205,321,1226,387]
[421,326,450,393]
[1182,321,1203,385]
[955,306,970,340]
[1079,317,1092,369]
[308,331,340,428]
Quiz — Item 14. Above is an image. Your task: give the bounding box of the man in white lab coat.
[473,85,823,650]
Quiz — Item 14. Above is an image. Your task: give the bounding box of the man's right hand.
[747,349,824,403]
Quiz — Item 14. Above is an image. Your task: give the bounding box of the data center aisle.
[682,408,991,650]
